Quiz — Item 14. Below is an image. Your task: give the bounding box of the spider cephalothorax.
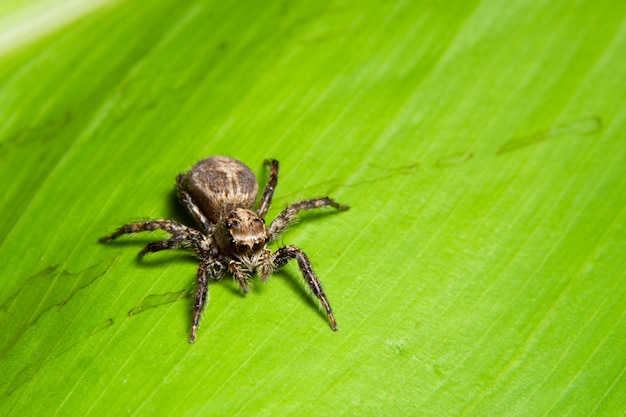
[215,208,269,255]
[100,156,348,343]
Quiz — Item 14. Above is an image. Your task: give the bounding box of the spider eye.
[253,241,264,251]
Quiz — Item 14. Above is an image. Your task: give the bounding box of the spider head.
[216,208,270,255]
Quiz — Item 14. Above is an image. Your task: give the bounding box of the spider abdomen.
[183,156,259,223]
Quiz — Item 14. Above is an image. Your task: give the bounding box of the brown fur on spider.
[100,156,349,343]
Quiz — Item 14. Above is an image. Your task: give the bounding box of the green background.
[1,0,625,415]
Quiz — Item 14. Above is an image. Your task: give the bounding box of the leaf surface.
[1,0,625,415]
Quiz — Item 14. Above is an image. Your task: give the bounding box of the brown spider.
[100,156,349,343]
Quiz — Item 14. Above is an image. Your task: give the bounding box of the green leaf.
[1,0,625,415]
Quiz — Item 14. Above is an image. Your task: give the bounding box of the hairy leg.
[100,219,189,242]
[268,197,349,240]
[228,260,252,293]
[262,245,337,330]
[256,159,279,219]
[100,219,208,257]
[138,235,185,256]
[190,256,226,343]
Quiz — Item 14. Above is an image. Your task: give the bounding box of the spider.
[100,156,349,343]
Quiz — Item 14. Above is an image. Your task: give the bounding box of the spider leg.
[190,260,209,344]
[138,235,185,257]
[100,219,208,257]
[190,256,226,343]
[177,173,214,233]
[256,159,279,219]
[228,260,251,293]
[263,245,337,331]
[99,219,188,241]
[268,197,349,240]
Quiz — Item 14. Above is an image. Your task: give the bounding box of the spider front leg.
[228,260,253,293]
[262,245,338,330]
[269,197,349,240]
[99,219,205,257]
[190,256,226,343]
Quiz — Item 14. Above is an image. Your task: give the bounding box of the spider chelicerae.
[100,156,349,343]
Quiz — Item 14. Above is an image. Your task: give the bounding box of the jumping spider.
[100,156,349,343]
